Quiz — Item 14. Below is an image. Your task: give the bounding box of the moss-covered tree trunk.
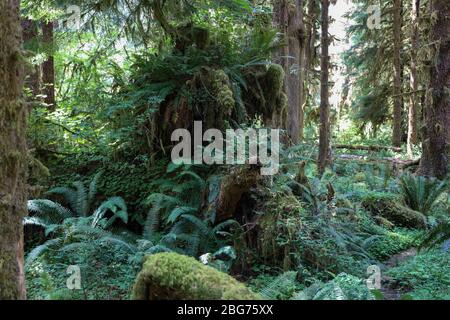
[273,0,305,144]
[392,0,404,148]
[318,0,332,174]
[303,0,318,134]
[407,0,420,156]
[297,0,307,141]
[417,0,449,179]
[0,0,27,300]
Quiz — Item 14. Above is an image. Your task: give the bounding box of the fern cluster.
[398,173,448,215]
[142,165,241,258]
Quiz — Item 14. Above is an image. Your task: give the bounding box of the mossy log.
[132,253,260,300]
[362,194,426,229]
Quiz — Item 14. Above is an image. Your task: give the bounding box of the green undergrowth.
[386,248,450,300]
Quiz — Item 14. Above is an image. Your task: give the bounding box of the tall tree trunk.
[21,18,40,97]
[273,0,304,144]
[392,0,403,147]
[42,21,56,111]
[303,0,318,135]
[298,0,307,141]
[417,0,449,179]
[407,0,420,156]
[318,0,331,174]
[0,0,27,300]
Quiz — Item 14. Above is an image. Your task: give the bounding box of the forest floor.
[24,141,450,300]
[381,248,418,300]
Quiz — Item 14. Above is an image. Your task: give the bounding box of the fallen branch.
[336,154,420,170]
[334,144,403,153]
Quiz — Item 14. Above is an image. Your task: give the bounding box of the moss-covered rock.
[362,193,426,229]
[132,253,261,300]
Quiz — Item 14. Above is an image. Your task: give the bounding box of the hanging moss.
[243,63,287,126]
[211,69,235,117]
[132,252,260,300]
[264,64,285,101]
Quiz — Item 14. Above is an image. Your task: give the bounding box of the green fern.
[45,172,103,217]
[259,272,298,300]
[420,222,450,251]
[27,199,73,226]
[399,173,448,215]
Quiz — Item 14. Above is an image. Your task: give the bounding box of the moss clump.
[264,64,284,102]
[362,193,426,229]
[132,253,260,300]
[243,63,287,126]
[211,69,235,118]
[353,172,366,183]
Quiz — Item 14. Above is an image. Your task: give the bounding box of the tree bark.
[21,18,40,97]
[273,0,304,144]
[392,0,403,147]
[297,0,307,142]
[318,0,331,174]
[303,0,318,137]
[417,0,450,179]
[407,0,420,156]
[42,21,56,111]
[0,0,27,299]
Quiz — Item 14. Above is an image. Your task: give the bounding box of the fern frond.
[45,187,77,211]
[180,214,210,236]
[88,171,103,205]
[259,272,298,300]
[167,206,198,224]
[91,197,128,228]
[144,207,160,240]
[27,199,73,224]
[26,238,63,265]
[73,181,89,217]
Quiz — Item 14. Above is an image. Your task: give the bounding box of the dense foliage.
[13,0,449,301]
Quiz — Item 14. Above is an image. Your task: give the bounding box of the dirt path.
[380,248,417,300]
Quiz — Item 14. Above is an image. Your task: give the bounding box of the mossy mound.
[132,252,261,300]
[362,193,426,229]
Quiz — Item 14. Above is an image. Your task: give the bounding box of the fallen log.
[334,144,403,153]
[336,154,421,173]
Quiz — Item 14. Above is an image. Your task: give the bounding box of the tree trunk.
[417,0,450,179]
[0,0,27,299]
[42,21,56,111]
[297,0,307,142]
[318,0,331,174]
[303,0,318,135]
[407,0,420,156]
[273,0,304,144]
[21,18,40,97]
[392,0,403,147]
